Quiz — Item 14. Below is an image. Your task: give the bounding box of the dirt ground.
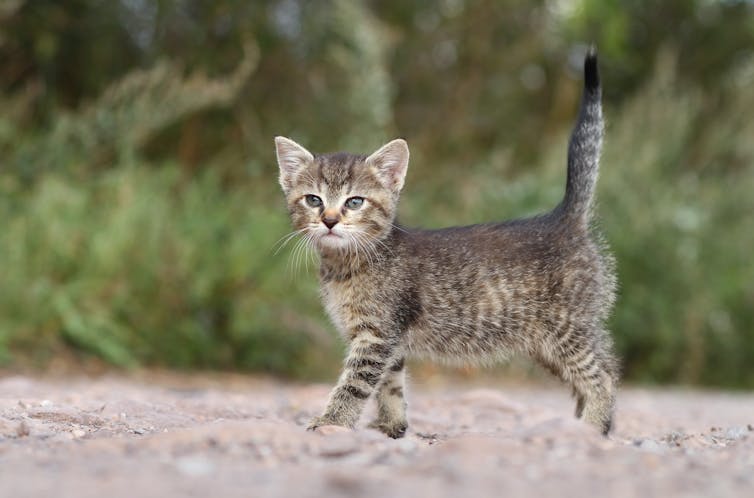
[1,373,753,498]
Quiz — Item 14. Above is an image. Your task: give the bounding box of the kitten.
[275,49,618,437]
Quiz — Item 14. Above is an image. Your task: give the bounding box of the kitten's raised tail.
[561,46,603,225]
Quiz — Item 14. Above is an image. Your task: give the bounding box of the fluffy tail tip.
[584,45,600,92]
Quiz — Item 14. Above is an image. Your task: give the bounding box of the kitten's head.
[275,136,409,253]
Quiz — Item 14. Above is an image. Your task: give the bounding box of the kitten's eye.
[305,195,323,208]
[345,197,364,210]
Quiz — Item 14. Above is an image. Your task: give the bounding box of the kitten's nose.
[322,217,339,229]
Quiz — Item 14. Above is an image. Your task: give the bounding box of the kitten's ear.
[366,139,410,192]
[275,136,314,193]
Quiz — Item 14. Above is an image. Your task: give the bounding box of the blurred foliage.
[1,0,753,387]
[0,165,334,376]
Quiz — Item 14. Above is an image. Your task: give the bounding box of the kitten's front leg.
[308,331,396,431]
[368,357,408,438]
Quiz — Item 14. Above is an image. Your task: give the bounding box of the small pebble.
[40,400,53,408]
[16,421,30,437]
[725,427,747,440]
[635,438,664,453]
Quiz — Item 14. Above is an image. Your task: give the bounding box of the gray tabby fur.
[275,49,618,437]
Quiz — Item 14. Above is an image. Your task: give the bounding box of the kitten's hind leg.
[368,357,408,438]
[573,387,586,419]
[577,369,615,435]
[535,329,617,435]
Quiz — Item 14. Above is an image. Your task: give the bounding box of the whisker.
[297,236,307,275]
[390,223,409,234]
[303,232,318,273]
[287,237,307,279]
[344,232,360,267]
[352,233,370,267]
[355,230,385,257]
[351,231,379,267]
[272,228,307,255]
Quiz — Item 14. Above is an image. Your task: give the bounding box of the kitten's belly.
[402,267,554,364]
[404,321,518,366]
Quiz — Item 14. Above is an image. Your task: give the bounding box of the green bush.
[600,56,754,387]
[0,165,336,377]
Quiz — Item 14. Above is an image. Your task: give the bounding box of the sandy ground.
[1,373,753,498]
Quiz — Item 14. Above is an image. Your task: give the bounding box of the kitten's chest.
[320,273,381,338]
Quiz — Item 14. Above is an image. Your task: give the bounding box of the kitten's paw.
[307,415,347,432]
[368,419,408,439]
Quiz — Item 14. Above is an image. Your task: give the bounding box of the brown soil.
[1,374,753,497]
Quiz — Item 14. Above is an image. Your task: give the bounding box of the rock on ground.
[1,374,753,498]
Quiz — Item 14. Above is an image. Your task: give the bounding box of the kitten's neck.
[319,251,366,282]
[318,227,399,281]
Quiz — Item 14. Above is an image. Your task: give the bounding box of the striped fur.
[276,50,618,436]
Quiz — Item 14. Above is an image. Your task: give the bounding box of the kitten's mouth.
[316,230,349,249]
[320,232,342,242]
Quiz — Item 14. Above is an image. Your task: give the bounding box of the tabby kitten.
[276,49,618,437]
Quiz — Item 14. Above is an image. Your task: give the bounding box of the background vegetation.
[1,0,752,387]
